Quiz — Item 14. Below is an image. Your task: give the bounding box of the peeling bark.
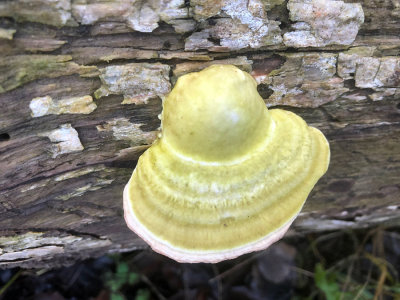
[0,0,399,268]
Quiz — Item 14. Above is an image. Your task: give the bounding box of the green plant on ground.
[105,259,150,300]
[294,227,400,300]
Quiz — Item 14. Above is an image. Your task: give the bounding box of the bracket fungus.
[123,65,330,263]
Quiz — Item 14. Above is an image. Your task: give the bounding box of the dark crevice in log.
[0,133,10,141]
[257,84,274,99]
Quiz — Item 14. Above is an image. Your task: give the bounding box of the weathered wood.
[0,0,399,268]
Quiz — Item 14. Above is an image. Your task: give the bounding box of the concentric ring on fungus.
[123,64,330,263]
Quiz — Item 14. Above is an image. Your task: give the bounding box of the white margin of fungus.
[123,177,297,263]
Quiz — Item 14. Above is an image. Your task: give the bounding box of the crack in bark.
[0,228,108,241]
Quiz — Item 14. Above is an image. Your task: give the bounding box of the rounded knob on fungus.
[162,65,270,162]
[123,64,330,263]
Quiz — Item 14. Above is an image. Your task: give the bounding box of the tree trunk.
[0,0,399,269]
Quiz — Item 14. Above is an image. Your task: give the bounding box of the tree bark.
[0,0,399,268]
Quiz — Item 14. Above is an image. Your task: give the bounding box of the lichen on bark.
[94,63,171,105]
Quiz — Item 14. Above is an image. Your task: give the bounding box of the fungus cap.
[124,64,330,263]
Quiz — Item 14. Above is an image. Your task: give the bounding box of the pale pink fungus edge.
[123,182,297,263]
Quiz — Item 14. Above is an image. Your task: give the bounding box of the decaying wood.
[0,0,399,268]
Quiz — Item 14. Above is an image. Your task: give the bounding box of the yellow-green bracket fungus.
[123,64,330,263]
